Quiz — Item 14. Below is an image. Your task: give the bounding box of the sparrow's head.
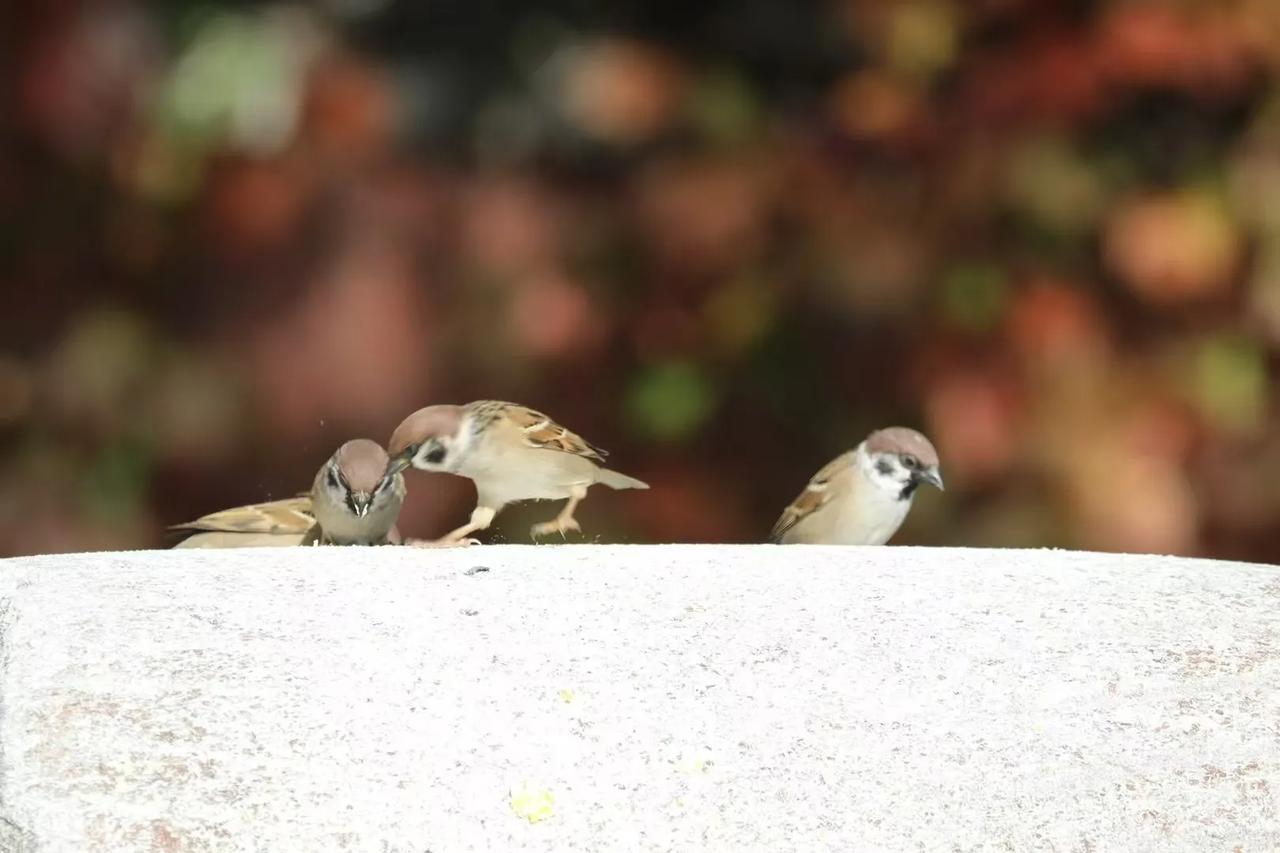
[386,405,466,476]
[325,439,400,518]
[861,427,944,500]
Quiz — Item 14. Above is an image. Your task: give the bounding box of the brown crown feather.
[387,405,465,457]
[864,427,939,466]
[333,438,392,493]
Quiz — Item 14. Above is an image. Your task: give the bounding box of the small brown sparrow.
[305,438,406,545]
[170,495,316,548]
[172,438,407,547]
[386,400,649,543]
[770,427,943,545]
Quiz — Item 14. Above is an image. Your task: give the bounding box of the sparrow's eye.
[327,468,341,489]
[901,455,920,470]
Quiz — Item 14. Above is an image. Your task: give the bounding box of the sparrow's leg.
[408,505,496,548]
[406,536,482,548]
[531,486,587,539]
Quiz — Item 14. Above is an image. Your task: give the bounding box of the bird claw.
[406,537,481,548]
[530,518,581,540]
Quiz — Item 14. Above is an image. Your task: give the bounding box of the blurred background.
[4,0,1280,560]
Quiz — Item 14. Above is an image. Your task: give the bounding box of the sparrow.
[172,438,407,548]
[385,400,649,543]
[304,437,406,545]
[170,495,316,548]
[769,426,943,545]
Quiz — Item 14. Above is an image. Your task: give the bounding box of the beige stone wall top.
[1,545,1277,852]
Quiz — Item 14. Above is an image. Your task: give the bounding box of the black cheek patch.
[876,459,895,477]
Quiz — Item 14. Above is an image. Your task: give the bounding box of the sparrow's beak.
[920,467,945,491]
[384,451,412,478]
[350,491,373,518]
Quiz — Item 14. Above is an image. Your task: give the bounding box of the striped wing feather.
[171,495,315,536]
[769,452,853,542]
[503,405,608,462]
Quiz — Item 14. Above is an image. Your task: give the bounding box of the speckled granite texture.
[0,545,1277,852]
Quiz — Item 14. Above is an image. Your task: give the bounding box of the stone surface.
[0,545,1277,852]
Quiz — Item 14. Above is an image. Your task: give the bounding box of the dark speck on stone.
[465,566,490,576]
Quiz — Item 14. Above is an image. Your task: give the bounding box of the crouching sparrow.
[385,400,649,544]
[172,438,407,547]
[770,427,943,545]
[171,495,316,548]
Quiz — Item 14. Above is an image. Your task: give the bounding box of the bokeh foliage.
[3,0,1280,560]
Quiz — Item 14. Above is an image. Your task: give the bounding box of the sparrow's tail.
[595,467,649,490]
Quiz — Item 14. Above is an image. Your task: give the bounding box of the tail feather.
[595,467,649,490]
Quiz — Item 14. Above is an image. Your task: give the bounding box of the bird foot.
[530,517,581,539]
[406,537,482,548]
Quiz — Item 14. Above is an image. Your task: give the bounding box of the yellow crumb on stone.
[510,782,555,823]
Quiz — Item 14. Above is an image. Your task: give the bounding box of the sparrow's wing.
[172,531,309,549]
[500,404,609,462]
[170,496,316,536]
[768,451,855,542]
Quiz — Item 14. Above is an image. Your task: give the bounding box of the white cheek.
[869,462,910,495]
[452,425,474,455]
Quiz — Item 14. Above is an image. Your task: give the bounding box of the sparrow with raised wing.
[172,438,407,547]
[770,427,943,545]
[385,400,649,544]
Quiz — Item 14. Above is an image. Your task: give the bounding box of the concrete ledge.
[1,545,1277,851]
